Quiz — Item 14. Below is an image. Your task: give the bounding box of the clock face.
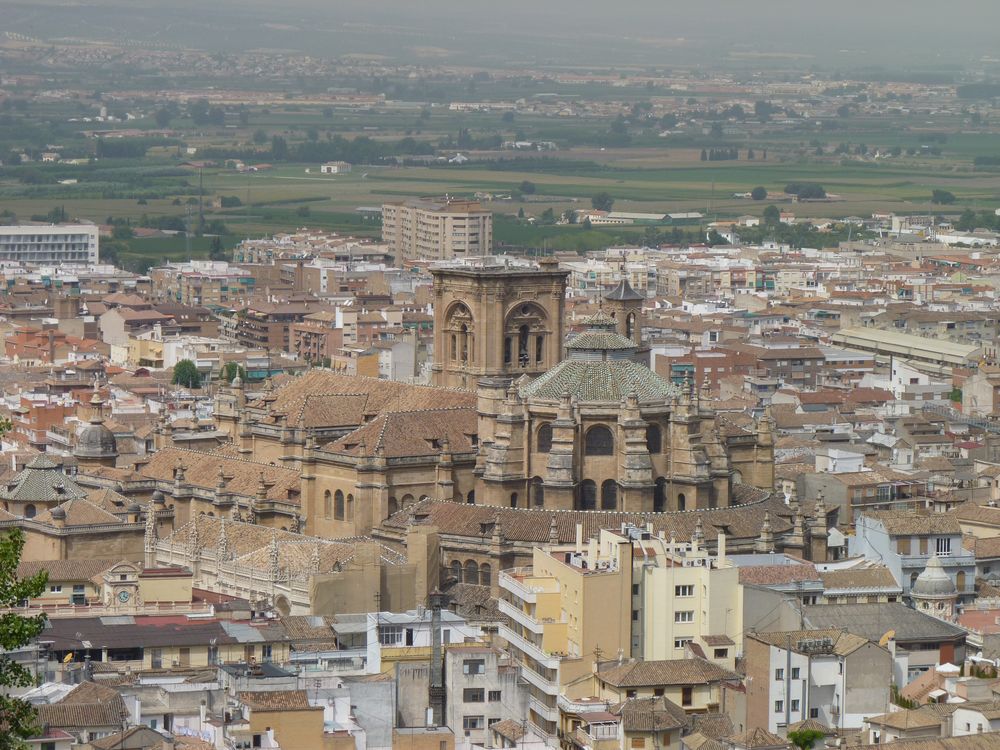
[117,590,130,603]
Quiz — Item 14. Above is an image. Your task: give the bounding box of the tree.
[172,359,202,389]
[270,135,288,161]
[154,108,172,128]
[700,149,708,161]
[0,525,48,750]
[296,205,311,217]
[956,208,977,231]
[208,236,226,261]
[931,189,956,205]
[501,111,515,124]
[750,186,767,201]
[787,729,826,750]
[591,192,614,212]
[222,362,247,383]
[252,129,268,145]
[519,180,536,195]
[763,205,781,225]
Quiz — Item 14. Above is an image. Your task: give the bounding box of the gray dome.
[75,422,118,459]
[152,490,166,505]
[911,555,957,598]
[50,505,66,520]
[127,503,141,514]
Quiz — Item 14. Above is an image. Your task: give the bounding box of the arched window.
[464,560,479,585]
[654,478,667,513]
[334,490,345,520]
[480,563,492,587]
[536,423,553,453]
[601,480,618,511]
[518,325,530,367]
[346,494,354,521]
[388,497,399,517]
[510,493,518,508]
[504,336,512,365]
[25,504,36,519]
[323,491,332,520]
[579,480,597,511]
[626,312,636,340]
[585,425,614,456]
[451,334,457,361]
[531,476,545,508]
[535,335,544,364]
[646,424,661,454]
[460,324,469,363]
[401,494,414,508]
[466,490,476,504]
[450,560,462,582]
[677,492,686,511]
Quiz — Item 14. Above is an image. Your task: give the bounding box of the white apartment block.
[0,224,99,264]
[382,198,492,264]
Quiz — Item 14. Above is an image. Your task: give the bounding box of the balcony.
[518,660,559,696]
[498,598,545,634]
[529,694,559,724]
[499,567,557,604]
[498,623,561,670]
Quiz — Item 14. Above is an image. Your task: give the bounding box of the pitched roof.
[597,657,738,687]
[739,563,820,587]
[34,497,124,527]
[861,510,961,536]
[324,407,478,458]
[17,558,123,582]
[802,602,966,643]
[748,629,871,657]
[727,727,788,749]
[820,566,901,592]
[520,359,679,402]
[609,696,689,732]
[846,736,1000,750]
[37,681,128,729]
[139,447,300,503]
[249,370,475,429]
[0,455,89,503]
[239,690,314,712]
[381,490,782,546]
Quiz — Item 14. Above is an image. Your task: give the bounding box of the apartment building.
[382,198,493,264]
[444,644,527,746]
[149,260,257,307]
[636,531,742,665]
[744,629,891,734]
[497,529,633,739]
[0,224,99,264]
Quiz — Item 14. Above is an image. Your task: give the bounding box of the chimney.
[575,523,583,553]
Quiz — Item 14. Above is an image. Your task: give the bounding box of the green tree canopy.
[519,180,536,195]
[763,204,781,225]
[0,528,48,750]
[591,192,614,212]
[750,186,767,201]
[172,359,202,389]
[931,189,956,205]
[222,362,247,383]
[788,729,826,750]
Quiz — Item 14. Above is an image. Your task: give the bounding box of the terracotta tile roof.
[249,370,475,429]
[596,657,738,688]
[739,563,820,586]
[34,497,124,527]
[819,566,900,592]
[37,681,128,729]
[17,558,123,582]
[239,689,314,712]
[689,713,735,740]
[139,447,300,503]
[862,510,961,536]
[491,719,526,742]
[953,502,1000,526]
[382,490,783,546]
[727,727,788,749]
[325,407,478,458]
[163,515,406,574]
[609,696,688,731]
[846,736,1000,750]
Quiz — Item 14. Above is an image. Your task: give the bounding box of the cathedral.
[432,258,774,513]
[208,257,774,538]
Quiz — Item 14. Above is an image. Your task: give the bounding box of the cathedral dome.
[911,555,957,598]
[75,421,118,460]
[520,317,679,403]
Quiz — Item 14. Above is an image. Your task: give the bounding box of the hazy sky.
[8,0,1000,70]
